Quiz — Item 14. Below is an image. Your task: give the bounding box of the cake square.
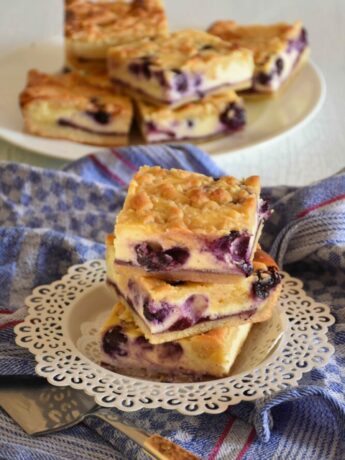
[208,20,309,93]
[106,235,281,343]
[19,70,133,146]
[136,89,246,143]
[114,166,269,281]
[108,29,254,107]
[65,0,169,62]
[100,300,252,381]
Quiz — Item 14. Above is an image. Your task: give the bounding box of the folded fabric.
[0,144,344,460]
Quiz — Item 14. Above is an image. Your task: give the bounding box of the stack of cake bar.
[101,166,282,381]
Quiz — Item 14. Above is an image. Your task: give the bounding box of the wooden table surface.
[0,0,344,186]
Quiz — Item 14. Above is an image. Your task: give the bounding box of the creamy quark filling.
[115,212,265,277]
[109,59,252,106]
[107,264,280,335]
[141,101,246,142]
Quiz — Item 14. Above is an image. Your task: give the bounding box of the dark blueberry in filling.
[256,72,272,85]
[276,57,284,76]
[187,119,194,128]
[128,61,143,76]
[141,57,152,79]
[169,317,193,331]
[86,110,111,125]
[209,231,252,275]
[143,299,171,323]
[194,74,202,87]
[158,342,183,360]
[259,199,272,220]
[154,70,168,87]
[62,66,71,74]
[135,242,189,271]
[146,121,157,132]
[135,335,154,351]
[252,267,281,300]
[103,326,128,357]
[172,69,188,93]
[219,103,246,131]
[213,177,221,181]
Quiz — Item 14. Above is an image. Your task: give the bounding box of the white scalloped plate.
[0,35,325,160]
[14,260,335,415]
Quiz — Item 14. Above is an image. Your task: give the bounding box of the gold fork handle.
[144,434,201,460]
[92,411,201,460]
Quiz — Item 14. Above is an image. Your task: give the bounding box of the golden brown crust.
[208,20,304,69]
[108,29,253,74]
[20,69,132,116]
[65,0,168,43]
[116,166,260,235]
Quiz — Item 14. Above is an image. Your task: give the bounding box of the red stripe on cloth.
[0,309,13,315]
[297,193,345,218]
[89,154,127,186]
[235,427,256,460]
[0,320,22,330]
[111,149,137,172]
[208,415,236,460]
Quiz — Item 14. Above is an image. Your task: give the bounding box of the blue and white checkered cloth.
[0,144,345,460]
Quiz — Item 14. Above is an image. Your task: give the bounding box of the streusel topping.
[116,166,260,235]
[108,29,253,74]
[65,0,168,43]
[208,21,304,67]
[20,70,132,115]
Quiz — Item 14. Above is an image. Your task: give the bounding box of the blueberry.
[102,326,128,357]
[128,62,143,76]
[154,70,168,87]
[141,57,152,79]
[219,103,246,131]
[135,336,154,351]
[169,317,193,331]
[172,69,188,93]
[157,342,183,360]
[86,110,111,125]
[135,243,190,271]
[146,121,157,132]
[143,299,171,323]
[252,267,281,300]
[187,119,194,128]
[256,72,272,85]
[209,231,252,274]
[276,58,284,76]
[194,74,202,87]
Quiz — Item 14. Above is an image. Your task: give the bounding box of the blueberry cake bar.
[136,89,245,143]
[19,70,133,146]
[208,20,309,93]
[65,0,168,61]
[100,300,252,381]
[108,29,254,107]
[107,235,281,343]
[114,166,270,282]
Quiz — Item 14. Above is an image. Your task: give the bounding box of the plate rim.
[0,35,326,161]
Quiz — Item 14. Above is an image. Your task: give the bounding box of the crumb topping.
[208,20,304,67]
[20,70,132,115]
[116,166,260,235]
[108,29,253,74]
[65,0,168,43]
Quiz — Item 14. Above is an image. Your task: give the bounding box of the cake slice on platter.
[19,70,133,146]
[100,300,252,381]
[208,20,309,94]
